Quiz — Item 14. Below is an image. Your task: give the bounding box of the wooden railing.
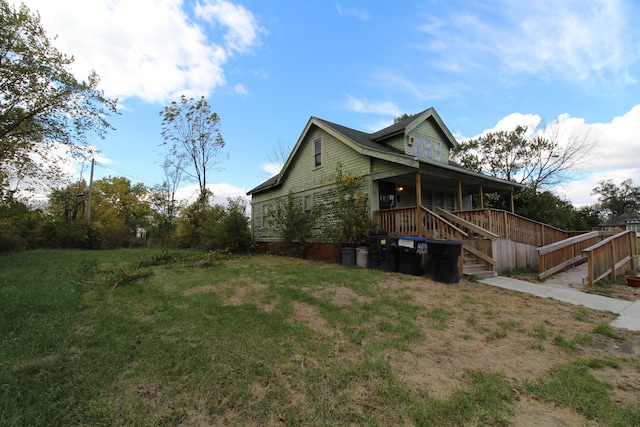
[583,230,639,287]
[377,206,467,240]
[453,209,569,247]
[421,207,467,240]
[436,207,498,271]
[536,231,613,280]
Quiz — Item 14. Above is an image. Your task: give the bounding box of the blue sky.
[13,0,640,207]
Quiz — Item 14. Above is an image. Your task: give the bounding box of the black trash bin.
[368,230,388,269]
[426,239,463,283]
[398,236,428,276]
[380,237,399,272]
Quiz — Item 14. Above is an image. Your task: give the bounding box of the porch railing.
[583,230,638,287]
[453,208,569,247]
[536,231,614,280]
[377,206,467,240]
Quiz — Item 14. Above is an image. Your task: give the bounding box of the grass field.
[1,249,640,426]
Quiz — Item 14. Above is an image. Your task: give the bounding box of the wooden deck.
[376,207,639,282]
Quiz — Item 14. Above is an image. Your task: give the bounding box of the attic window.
[313,137,322,167]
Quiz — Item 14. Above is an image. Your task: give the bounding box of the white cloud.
[233,83,249,96]
[466,105,640,206]
[175,182,249,207]
[336,4,371,21]
[477,113,541,136]
[554,168,640,208]
[195,0,265,53]
[589,105,640,170]
[416,0,638,87]
[259,162,282,178]
[13,0,263,103]
[344,95,401,117]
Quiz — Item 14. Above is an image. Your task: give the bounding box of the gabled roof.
[370,107,458,149]
[601,213,640,227]
[247,112,422,195]
[247,108,519,196]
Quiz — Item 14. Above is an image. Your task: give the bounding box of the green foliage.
[160,95,226,196]
[174,192,252,253]
[592,178,640,218]
[212,197,252,254]
[0,0,117,194]
[516,189,576,230]
[330,165,374,246]
[266,191,323,257]
[592,323,625,340]
[573,204,605,231]
[0,195,46,252]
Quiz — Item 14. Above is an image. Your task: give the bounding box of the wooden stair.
[462,250,496,279]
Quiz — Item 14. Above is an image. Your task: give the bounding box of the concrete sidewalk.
[479,276,640,331]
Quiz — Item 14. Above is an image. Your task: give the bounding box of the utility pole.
[86,158,95,222]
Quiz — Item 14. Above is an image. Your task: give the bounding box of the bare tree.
[151,155,186,234]
[160,96,226,198]
[262,138,293,177]
[451,116,597,191]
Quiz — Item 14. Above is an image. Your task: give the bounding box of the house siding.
[407,118,451,163]
[251,125,372,242]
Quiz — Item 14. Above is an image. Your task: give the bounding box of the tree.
[262,138,292,177]
[89,176,151,239]
[572,205,604,231]
[267,191,323,257]
[150,156,186,237]
[48,180,87,222]
[330,166,373,247]
[160,95,226,197]
[0,1,117,197]
[592,179,640,218]
[451,117,595,191]
[516,189,576,230]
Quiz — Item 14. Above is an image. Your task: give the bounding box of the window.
[313,137,322,167]
[411,133,442,161]
[433,140,441,161]
[423,138,432,158]
[261,204,268,228]
[304,194,312,213]
[412,136,422,157]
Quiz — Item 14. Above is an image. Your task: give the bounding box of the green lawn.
[1,249,639,426]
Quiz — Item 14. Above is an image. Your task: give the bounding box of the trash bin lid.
[398,236,427,249]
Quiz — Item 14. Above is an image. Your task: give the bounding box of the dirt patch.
[313,285,372,306]
[182,268,640,425]
[183,285,217,296]
[587,282,640,301]
[512,397,597,426]
[287,301,335,336]
[227,283,267,306]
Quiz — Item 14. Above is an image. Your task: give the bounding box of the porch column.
[509,189,515,213]
[478,185,484,209]
[415,172,424,237]
[457,180,463,211]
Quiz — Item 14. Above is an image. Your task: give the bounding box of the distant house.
[247,108,524,260]
[598,213,640,238]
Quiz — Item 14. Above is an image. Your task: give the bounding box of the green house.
[249,108,529,265]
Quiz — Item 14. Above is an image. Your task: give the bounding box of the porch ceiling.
[385,168,521,194]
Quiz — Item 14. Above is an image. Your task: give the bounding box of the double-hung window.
[313,137,322,167]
